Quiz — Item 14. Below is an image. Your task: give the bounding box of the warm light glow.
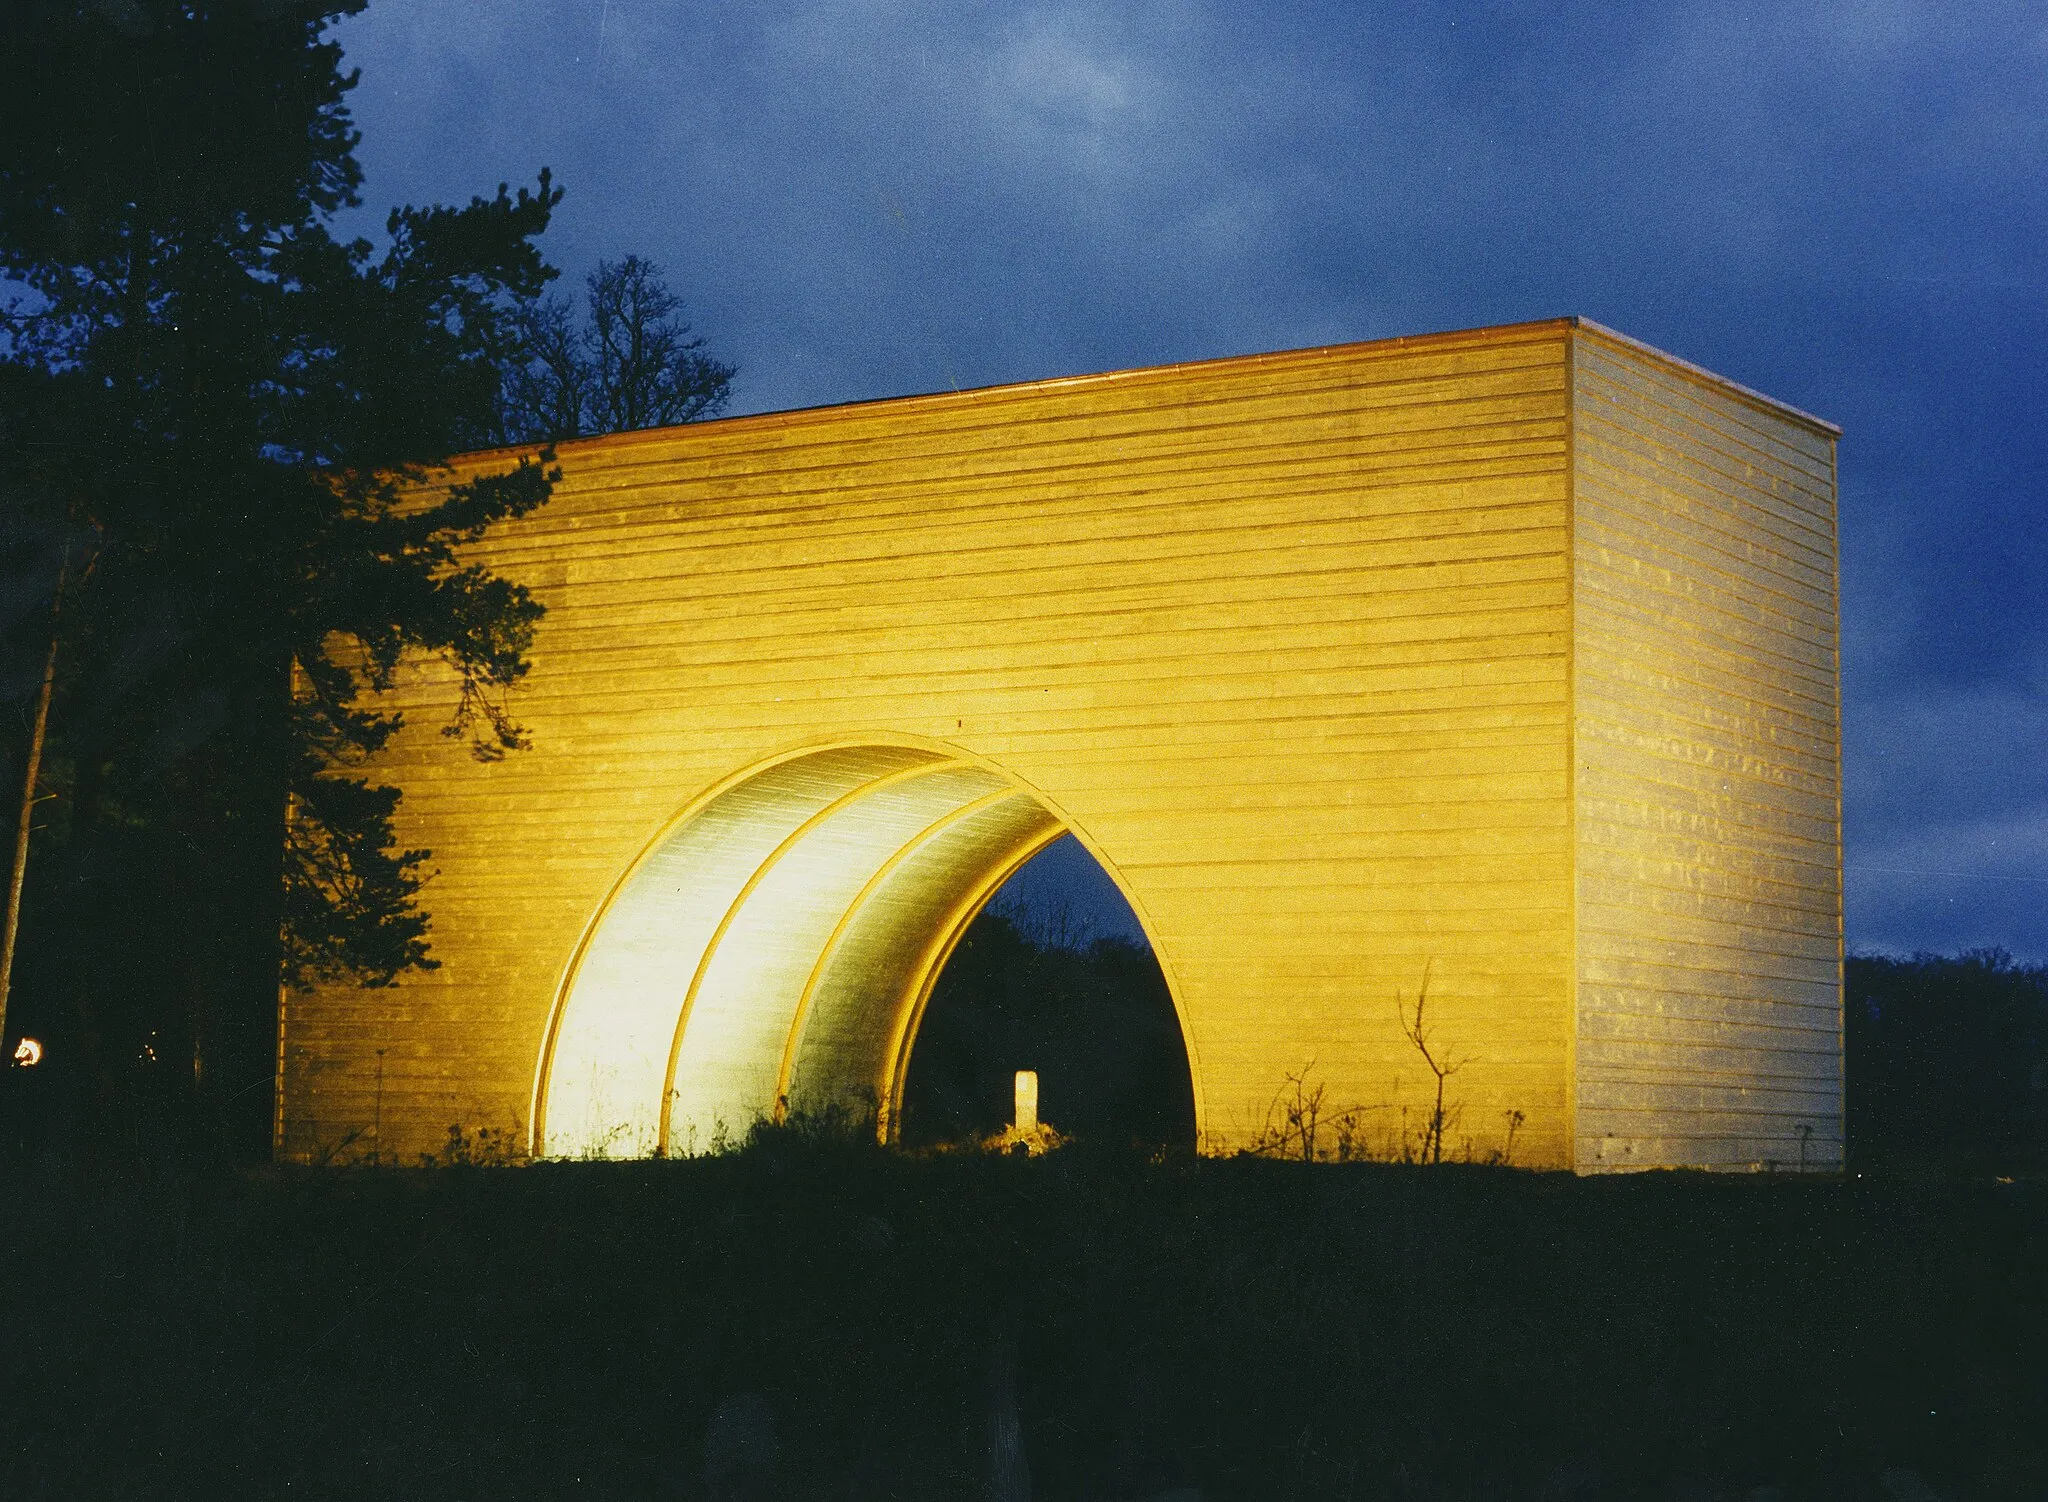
[281,321,1843,1174]
[1013,1071,1038,1133]
[537,746,1064,1158]
[12,1038,42,1067]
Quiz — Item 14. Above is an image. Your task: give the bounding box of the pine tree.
[0,1,564,1150]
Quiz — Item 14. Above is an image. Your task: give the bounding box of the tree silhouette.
[0,0,563,1148]
[497,255,734,442]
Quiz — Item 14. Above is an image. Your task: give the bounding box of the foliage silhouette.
[0,1140,2040,1498]
[0,1,563,1151]
[900,907,1195,1150]
[1847,947,2048,1172]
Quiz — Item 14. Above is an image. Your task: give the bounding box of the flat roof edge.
[446,318,1581,469]
[446,314,1837,469]
[1570,317,1841,439]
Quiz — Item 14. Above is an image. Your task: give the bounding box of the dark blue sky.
[336,2,2048,958]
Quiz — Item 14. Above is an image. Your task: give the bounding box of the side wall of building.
[1571,328,1844,1171]
[280,324,1581,1166]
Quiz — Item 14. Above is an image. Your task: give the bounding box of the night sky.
[335,2,2048,960]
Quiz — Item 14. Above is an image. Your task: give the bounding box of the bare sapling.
[1279,1060,1325,1162]
[1395,963,1471,1165]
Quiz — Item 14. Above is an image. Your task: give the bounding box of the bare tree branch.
[496,255,733,442]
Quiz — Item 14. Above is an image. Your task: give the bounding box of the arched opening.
[898,836,1198,1150]
[532,743,1197,1158]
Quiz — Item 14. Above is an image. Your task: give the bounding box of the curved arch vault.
[536,745,1073,1158]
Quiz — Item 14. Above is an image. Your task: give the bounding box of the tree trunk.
[0,549,69,1045]
[195,650,295,1161]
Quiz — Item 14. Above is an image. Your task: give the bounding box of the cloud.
[1848,676,2048,954]
[331,0,2048,955]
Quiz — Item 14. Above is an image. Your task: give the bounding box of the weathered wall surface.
[1571,327,1843,1170]
[279,318,1837,1173]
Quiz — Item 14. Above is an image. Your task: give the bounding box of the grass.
[0,1133,2041,1499]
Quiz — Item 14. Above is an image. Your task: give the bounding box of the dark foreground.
[1,1137,2040,1501]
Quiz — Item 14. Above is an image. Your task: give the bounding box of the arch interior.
[537,745,1088,1157]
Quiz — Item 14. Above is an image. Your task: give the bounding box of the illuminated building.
[278,318,1842,1171]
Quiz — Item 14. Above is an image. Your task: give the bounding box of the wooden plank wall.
[281,322,1585,1166]
[1570,326,1844,1171]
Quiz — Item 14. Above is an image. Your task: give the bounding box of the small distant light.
[12,1038,42,1067]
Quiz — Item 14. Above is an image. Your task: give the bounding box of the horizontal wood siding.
[283,324,1579,1165]
[1571,328,1843,1171]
